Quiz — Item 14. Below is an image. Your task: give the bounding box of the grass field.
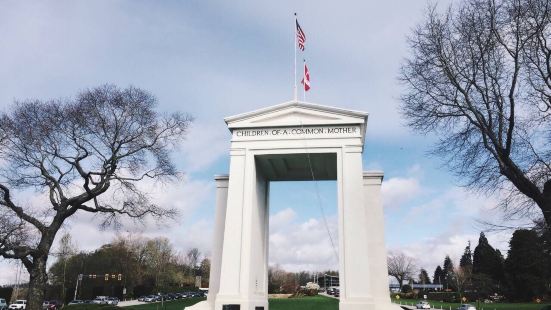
[64,296,551,310]
[120,296,339,310]
[270,295,338,310]
[65,298,206,310]
[125,298,206,310]
[395,298,551,310]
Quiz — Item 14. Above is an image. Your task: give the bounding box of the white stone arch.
[188,101,401,310]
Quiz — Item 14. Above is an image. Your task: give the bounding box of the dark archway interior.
[255,153,337,181]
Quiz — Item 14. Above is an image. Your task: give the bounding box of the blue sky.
[0,0,515,284]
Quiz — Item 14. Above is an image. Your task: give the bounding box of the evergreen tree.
[459,241,473,268]
[442,255,454,289]
[504,229,547,301]
[433,265,443,284]
[472,232,503,281]
[418,269,431,285]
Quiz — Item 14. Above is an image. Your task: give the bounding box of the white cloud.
[401,186,501,228]
[382,177,422,209]
[180,120,230,173]
[0,260,25,286]
[269,209,339,272]
[270,208,297,232]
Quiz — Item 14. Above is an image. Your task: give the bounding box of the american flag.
[296,19,306,51]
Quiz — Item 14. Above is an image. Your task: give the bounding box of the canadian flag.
[301,61,310,91]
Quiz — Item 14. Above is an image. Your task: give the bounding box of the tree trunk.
[27,255,48,310]
[540,181,551,227]
[542,201,551,227]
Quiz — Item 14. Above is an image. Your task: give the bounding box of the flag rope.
[294,112,339,263]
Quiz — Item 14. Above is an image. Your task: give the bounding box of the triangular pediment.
[225,101,368,129]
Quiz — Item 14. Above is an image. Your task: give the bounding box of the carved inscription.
[232,126,360,140]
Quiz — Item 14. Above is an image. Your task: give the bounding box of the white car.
[416,300,431,309]
[457,305,476,310]
[8,300,26,310]
[106,298,119,305]
[91,297,108,305]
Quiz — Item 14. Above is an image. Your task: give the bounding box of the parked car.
[137,296,146,302]
[416,301,431,309]
[0,298,7,310]
[334,289,340,297]
[106,298,119,305]
[143,295,157,302]
[457,305,476,310]
[327,288,340,296]
[181,292,191,298]
[8,300,26,310]
[46,301,62,310]
[91,296,108,304]
[195,291,206,298]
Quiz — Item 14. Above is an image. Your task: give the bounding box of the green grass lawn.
[65,296,550,310]
[269,295,338,310]
[395,298,551,310]
[65,298,206,310]
[125,298,206,310]
[82,296,338,310]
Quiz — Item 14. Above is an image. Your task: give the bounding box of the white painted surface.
[194,101,400,310]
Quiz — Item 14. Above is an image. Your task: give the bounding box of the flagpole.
[294,13,298,101]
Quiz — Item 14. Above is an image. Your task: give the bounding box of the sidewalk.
[118,300,146,307]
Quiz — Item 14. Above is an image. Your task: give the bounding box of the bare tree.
[387,252,416,291]
[52,232,77,303]
[186,248,201,276]
[400,0,551,226]
[144,237,175,290]
[449,266,473,299]
[0,84,192,309]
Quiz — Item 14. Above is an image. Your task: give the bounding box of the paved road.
[118,300,182,307]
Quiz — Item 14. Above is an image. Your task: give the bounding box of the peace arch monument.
[188,101,400,310]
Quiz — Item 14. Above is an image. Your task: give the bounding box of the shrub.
[427,291,459,302]
[305,282,320,290]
